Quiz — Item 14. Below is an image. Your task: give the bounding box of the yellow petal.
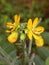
[8,32,18,43]
[35,37,44,47]
[7,22,13,28]
[14,15,20,24]
[27,19,33,29]
[32,33,44,47]
[32,17,38,28]
[27,30,33,40]
[33,26,44,34]
[6,30,11,33]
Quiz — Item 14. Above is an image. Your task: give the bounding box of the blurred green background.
[0,0,49,65]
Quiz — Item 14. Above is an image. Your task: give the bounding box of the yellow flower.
[6,15,20,43]
[27,17,44,47]
[6,15,20,32]
[8,32,18,43]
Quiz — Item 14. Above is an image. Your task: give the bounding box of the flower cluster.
[6,15,44,47]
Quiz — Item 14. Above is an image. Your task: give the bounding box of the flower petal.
[27,19,32,29]
[32,33,44,47]
[14,15,20,24]
[27,30,33,40]
[6,30,11,33]
[8,32,18,43]
[35,37,44,47]
[32,17,38,28]
[33,26,44,34]
[7,22,13,28]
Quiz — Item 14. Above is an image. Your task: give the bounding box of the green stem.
[22,40,27,65]
[29,53,35,65]
[28,40,35,65]
[24,43,27,56]
[28,40,32,55]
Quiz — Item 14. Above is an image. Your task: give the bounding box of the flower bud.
[20,33,26,40]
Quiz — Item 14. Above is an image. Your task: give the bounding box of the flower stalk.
[28,40,32,55]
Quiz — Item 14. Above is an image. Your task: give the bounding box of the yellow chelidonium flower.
[6,15,20,43]
[27,18,44,47]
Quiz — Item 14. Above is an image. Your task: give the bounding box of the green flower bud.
[20,33,26,40]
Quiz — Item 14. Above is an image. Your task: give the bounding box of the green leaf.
[42,32,49,45]
[45,57,49,65]
[36,47,49,60]
[34,55,45,65]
